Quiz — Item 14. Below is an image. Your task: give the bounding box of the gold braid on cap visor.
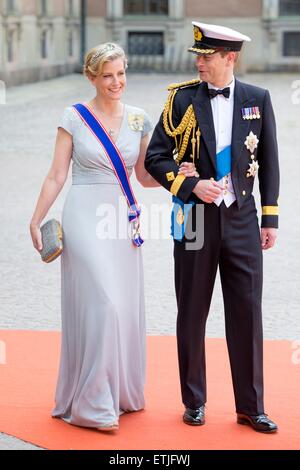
[188,47,216,54]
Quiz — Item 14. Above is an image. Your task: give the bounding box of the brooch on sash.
[128,114,144,131]
[176,206,185,226]
[241,106,260,120]
[171,196,195,241]
[244,131,259,178]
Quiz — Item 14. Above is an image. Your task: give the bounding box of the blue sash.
[73,103,143,247]
[171,196,195,241]
[216,145,232,181]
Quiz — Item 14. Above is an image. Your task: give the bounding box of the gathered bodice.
[58,104,152,185]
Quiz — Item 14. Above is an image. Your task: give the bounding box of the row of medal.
[242,106,260,120]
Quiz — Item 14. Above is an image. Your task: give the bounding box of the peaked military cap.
[188,21,251,54]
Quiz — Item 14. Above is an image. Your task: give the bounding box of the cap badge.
[194,26,203,42]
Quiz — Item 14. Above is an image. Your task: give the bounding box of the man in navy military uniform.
[145,22,279,432]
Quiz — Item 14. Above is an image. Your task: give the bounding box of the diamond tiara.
[90,43,116,64]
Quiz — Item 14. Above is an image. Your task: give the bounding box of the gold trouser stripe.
[170,174,186,196]
[262,206,279,216]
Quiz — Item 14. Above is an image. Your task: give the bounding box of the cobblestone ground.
[0,72,299,449]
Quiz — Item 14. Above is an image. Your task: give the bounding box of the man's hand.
[261,228,277,250]
[192,179,223,203]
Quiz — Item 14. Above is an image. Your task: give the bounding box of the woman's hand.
[30,223,43,252]
[178,161,199,178]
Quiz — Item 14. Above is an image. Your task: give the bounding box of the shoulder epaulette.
[167,79,201,91]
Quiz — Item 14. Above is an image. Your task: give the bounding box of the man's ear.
[227,52,236,66]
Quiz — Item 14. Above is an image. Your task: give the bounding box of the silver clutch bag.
[40,219,63,263]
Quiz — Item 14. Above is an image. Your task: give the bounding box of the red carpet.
[0,331,298,450]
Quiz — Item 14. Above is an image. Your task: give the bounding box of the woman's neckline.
[83,102,127,143]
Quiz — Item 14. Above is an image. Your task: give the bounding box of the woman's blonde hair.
[83,43,128,78]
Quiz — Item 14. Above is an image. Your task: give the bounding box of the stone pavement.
[0,72,299,449]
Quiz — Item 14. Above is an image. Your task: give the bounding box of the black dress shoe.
[237,413,278,433]
[183,406,205,426]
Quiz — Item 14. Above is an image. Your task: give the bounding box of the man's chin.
[199,72,208,81]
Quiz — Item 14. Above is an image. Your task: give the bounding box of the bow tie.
[208,87,230,99]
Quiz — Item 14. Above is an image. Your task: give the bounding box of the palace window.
[41,30,48,59]
[40,0,47,16]
[124,0,168,15]
[283,31,300,55]
[6,0,16,14]
[7,30,14,62]
[128,32,164,55]
[279,0,300,15]
[68,0,74,17]
[68,31,74,57]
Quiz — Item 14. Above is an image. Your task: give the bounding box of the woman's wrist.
[30,220,40,228]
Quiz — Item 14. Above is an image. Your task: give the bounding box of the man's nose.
[196,55,205,66]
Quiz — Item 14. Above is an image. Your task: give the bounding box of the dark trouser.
[174,197,264,415]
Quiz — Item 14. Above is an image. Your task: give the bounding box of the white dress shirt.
[207,77,236,207]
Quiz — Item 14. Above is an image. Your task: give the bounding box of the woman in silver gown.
[30,43,197,431]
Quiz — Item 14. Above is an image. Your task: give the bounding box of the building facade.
[91,0,300,73]
[0,0,81,86]
[1,0,300,86]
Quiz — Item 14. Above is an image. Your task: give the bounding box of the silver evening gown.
[52,104,152,428]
